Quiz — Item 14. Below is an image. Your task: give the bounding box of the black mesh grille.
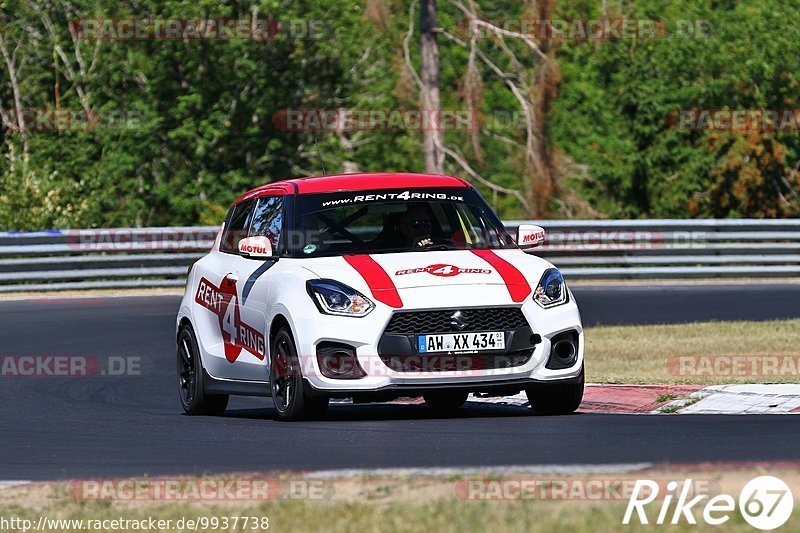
[384,307,528,335]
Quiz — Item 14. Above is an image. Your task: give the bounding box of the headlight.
[306,279,375,317]
[533,268,568,308]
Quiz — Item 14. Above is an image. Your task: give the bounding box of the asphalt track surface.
[573,282,800,326]
[1,284,799,480]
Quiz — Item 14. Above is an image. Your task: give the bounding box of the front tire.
[423,391,469,413]
[177,324,229,416]
[525,368,584,416]
[270,327,329,421]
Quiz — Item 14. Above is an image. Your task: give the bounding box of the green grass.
[3,467,799,532]
[1,493,795,533]
[585,319,800,384]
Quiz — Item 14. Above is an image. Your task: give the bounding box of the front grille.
[379,350,534,372]
[384,307,529,335]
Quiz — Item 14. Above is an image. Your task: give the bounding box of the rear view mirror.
[238,236,273,259]
[516,224,546,252]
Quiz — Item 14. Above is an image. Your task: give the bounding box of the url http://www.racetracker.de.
[0,515,270,532]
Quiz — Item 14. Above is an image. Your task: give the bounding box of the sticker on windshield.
[303,244,317,254]
[321,190,464,207]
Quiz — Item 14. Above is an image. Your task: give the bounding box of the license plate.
[417,332,505,353]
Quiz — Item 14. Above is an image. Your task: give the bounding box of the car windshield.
[289,187,515,257]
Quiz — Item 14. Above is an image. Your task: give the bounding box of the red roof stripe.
[233,173,470,205]
[233,184,294,205]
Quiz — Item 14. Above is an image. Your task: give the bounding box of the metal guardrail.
[0,220,798,292]
[0,227,218,293]
[505,219,800,280]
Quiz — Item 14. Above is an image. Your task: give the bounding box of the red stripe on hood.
[471,250,532,303]
[343,255,404,308]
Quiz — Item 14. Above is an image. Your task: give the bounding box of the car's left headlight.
[306,279,375,317]
[533,268,568,308]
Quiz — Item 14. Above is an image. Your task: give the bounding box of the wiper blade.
[422,244,460,251]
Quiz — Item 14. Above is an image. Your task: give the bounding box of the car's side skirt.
[203,369,272,397]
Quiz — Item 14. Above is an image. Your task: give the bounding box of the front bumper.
[304,371,585,400]
[290,286,584,393]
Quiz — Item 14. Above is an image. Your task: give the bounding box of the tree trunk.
[0,33,28,158]
[0,37,25,132]
[529,0,559,216]
[420,0,444,174]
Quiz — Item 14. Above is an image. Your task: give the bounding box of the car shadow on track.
[220,402,585,422]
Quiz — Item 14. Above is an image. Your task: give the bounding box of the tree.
[420,0,444,174]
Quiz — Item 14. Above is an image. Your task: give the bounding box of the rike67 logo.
[624,476,794,530]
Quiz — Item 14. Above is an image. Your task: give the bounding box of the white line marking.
[0,481,31,489]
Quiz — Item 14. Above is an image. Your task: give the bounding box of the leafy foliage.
[551,0,800,218]
[0,0,798,230]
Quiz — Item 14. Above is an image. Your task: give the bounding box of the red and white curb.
[335,384,800,414]
[580,385,703,414]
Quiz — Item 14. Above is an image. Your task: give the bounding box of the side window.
[220,200,255,254]
[250,196,284,252]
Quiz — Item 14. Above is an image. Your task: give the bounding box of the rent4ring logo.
[395,264,492,277]
[194,276,265,362]
[623,476,794,530]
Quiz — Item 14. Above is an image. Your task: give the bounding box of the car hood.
[301,249,554,307]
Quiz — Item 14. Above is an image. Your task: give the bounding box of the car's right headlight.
[306,279,375,317]
[533,268,568,309]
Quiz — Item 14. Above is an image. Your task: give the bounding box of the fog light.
[545,330,579,370]
[316,343,366,379]
[553,339,576,360]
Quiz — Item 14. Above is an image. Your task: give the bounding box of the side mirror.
[238,236,273,259]
[516,224,546,252]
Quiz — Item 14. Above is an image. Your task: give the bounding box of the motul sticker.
[195,277,265,363]
[238,235,272,257]
[520,229,545,245]
[394,264,492,277]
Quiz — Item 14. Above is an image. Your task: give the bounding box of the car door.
[196,196,284,382]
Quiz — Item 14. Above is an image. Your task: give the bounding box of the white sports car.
[177,173,584,420]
